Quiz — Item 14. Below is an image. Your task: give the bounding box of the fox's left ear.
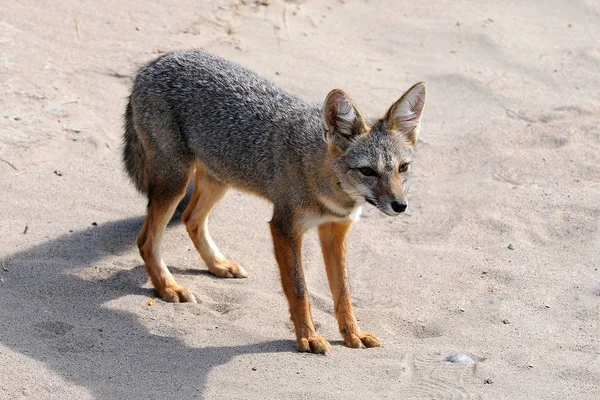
[322,89,366,150]
[385,82,427,146]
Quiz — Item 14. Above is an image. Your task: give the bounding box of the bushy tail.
[123,98,149,193]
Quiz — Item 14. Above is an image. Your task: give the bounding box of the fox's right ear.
[385,82,427,146]
[322,89,366,150]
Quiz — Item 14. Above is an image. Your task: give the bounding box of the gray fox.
[123,49,426,354]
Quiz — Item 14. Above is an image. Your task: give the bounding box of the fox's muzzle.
[390,200,407,213]
[367,197,408,216]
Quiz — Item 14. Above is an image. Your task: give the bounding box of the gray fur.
[126,51,322,202]
[123,49,425,220]
[123,99,148,192]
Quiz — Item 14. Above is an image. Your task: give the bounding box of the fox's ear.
[322,89,366,149]
[385,82,427,146]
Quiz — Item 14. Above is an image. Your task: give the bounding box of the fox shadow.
[0,199,291,399]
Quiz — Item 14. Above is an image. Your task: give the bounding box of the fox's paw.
[297,335,331,355]
[208,259,248,279]
[344,332,382,349]
[161,285,196,303]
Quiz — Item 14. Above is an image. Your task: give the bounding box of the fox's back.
[129,50,322,197]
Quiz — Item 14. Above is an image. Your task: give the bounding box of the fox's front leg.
[318,221,382,349]
[270,215,331,355]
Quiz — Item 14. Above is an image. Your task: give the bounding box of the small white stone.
[445,353,475,364]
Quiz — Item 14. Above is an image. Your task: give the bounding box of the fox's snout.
[366,196,408,216]
[379,176,408,215]
[390,200,407,213]
[379,198,408,216]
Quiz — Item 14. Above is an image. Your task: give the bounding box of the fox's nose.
[391,200,407,213]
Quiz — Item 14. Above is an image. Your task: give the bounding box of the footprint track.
[402,352,480,400]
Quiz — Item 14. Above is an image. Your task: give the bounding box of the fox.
[123,49,426,355]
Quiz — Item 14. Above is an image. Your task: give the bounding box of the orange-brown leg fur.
[182,167,247,278]
[270,220,331,355]
[138,185,196,303]
[318,221,382,348]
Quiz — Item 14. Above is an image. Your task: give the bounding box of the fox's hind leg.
[138,173,195,303]
[182,166,248,278]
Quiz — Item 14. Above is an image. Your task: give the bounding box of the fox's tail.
[123,98,149,194]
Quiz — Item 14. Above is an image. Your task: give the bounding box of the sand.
[1,0,599,398]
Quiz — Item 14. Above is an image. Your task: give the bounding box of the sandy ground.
[1,0,599,398]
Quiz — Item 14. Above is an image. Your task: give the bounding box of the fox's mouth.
[364,197,403,217]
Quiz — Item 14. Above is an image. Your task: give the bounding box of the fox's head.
[322,82,426,216]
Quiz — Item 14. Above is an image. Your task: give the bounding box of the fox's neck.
[310,143,362,217]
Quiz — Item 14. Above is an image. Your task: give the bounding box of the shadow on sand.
[0,203,291,398]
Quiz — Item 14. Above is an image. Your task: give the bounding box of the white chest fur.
[299,203,363,231]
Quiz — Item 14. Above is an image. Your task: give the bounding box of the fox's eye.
[359,167,377,176]
[398,163,410,173]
